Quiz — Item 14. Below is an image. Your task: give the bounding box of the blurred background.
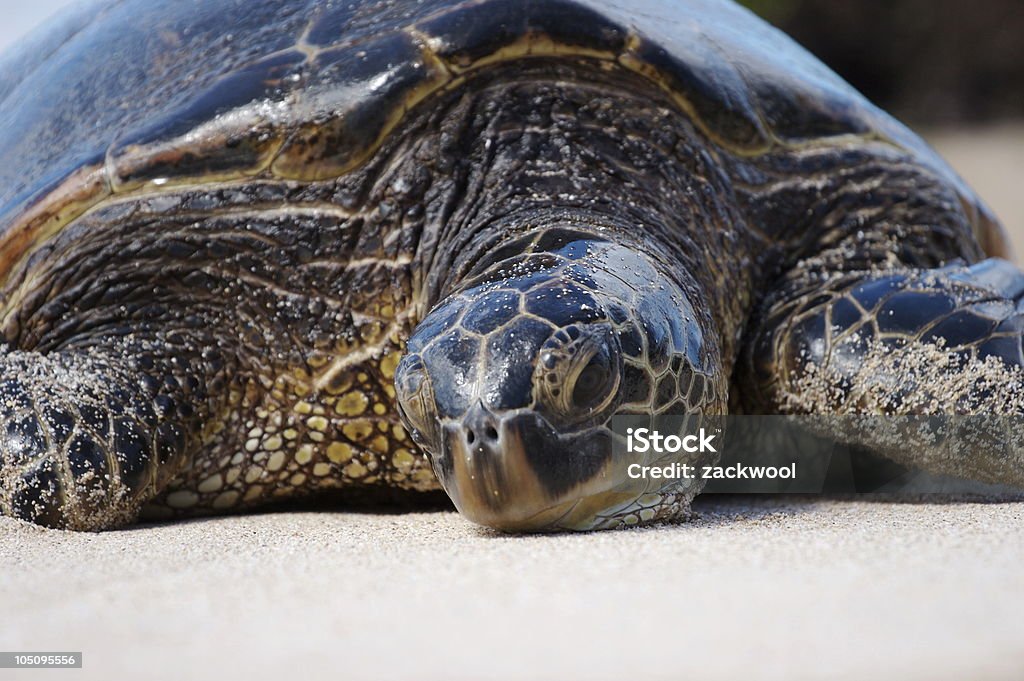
[0,0,1021,241]
[741,0,1024,124]
[738,0,1024,245]
[0,1,79,53]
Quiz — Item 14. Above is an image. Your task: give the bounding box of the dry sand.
[1,126,1023,681]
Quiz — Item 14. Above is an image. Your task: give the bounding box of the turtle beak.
[432,403,617,531]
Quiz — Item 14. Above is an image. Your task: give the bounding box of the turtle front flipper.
[742,256,1024,487]
[0,335,222,530]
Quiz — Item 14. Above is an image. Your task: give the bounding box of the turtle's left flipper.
[741,257,1024,487]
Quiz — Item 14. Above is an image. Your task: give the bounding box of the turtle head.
[396,236,720,531]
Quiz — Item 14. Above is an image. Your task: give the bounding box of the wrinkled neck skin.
[410,60,757,377]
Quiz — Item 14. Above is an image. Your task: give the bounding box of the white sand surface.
[0,129,1023,681]
[1,497,1023,681]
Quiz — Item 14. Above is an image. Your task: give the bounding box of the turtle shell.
[0,0,1006,285]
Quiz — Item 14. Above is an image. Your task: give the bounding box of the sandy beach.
[2,497,1024,681]
[1,128,1023,681]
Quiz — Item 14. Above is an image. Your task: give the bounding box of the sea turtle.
[0,0,1021,532]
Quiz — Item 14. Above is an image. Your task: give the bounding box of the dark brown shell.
[0,0,1006,280]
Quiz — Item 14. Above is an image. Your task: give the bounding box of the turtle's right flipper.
[0,337,220,530]
[741,257,1024,487]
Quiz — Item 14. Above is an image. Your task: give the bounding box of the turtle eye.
[395,353,439,447]
[534,324,621,422]
[570,352,615,410]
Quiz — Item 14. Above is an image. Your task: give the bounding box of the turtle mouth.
[432,405,616,531]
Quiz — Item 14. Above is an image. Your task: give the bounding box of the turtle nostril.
[463,404,500,447]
